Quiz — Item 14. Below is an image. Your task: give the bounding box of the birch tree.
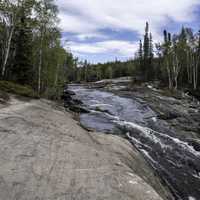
[0,0,18,77]
[34,0,58,94]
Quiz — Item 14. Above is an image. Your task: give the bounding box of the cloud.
[57,0,200,34]
[76,33,108,41]
[58,13,98,34]
[56,0,200,62]
[67,40,138,57]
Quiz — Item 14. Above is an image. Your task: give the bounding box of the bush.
[0,81,38,98]
[43,86,64,100]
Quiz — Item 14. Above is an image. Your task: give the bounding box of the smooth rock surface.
[0,96,170,200]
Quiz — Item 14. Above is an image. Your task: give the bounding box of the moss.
[0,81,39,98]
[0,90,10,103]
[160,89,183,99]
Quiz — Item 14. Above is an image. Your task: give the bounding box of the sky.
[56,0,200,63]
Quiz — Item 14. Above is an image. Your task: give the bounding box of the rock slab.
[0,96,171,200]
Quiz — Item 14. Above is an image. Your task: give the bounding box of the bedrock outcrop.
[0,95,172,200]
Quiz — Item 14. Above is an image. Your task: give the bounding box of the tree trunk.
[192,53,199,90]
[172,54,180,90]
[193,61,198,90]
[166,60,172,90]
[174,76,178,90]
[38,29,44,95]
[1,25,14,77]
[54,63,59,87]
[38,48,42,94]
[186,51,193,85]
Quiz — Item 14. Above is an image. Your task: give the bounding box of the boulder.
[64,89,76,96]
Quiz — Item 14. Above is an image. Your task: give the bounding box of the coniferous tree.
[143,22,150,80]
[0,0,75,98]
[149,33,154,61]
[12,4,33,84]
[138,40,143,67]
[136,22,154,81]
[148,32,154,78]
[143,22,149,61]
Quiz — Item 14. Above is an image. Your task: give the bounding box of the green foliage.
[12,6,33,85]
[0,81,38,98]
[72,59,136,83]
[0,90,10,102]
[160,27,200,90]
[1,1,199,95]
[136,22,154,81]
[0,0,76,99]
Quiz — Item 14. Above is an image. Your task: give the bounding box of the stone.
[0,96,172,200]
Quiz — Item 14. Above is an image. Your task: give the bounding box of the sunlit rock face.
[0,95,170,200]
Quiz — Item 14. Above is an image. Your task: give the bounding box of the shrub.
[0,81,38,98]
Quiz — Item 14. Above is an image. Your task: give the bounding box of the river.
[68,84,200,200]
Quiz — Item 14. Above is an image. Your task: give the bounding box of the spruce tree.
[139,39,143,65]
[164,30,168,43]
[136,22,154,80]
[143,22,150,64]
[12,5,33,85]
[149,33,153,60]
[148,32,154,79]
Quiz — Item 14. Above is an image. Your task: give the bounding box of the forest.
[74,23,200,93]
[0,0,200,99]
[1,2,200,199]
[0,0,77,98]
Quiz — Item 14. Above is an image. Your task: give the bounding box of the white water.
[69,85,200,199]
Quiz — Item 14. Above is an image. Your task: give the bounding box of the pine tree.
[143,22,149,64]
[12,4,33,85]
[149,33,154,60]
[148,32,154,78]
[164,30,168,43]
[143,22,154,81]
[138,39,143,66]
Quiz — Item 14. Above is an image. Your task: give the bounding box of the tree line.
[69,23,200,92]
[1,1,199,95]
[160,28,200,90]
[0,0,77,98]
[136,22,200,91]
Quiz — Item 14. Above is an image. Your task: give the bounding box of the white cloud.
[76,33,108,41]
[56,0,200,61]
[58,13,98,33]
[57,0,200,35]
[67,40,138,57]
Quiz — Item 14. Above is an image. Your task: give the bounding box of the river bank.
[67,80,200,200]
[84,78,200,141]
[0,92,172,200]
[111,83,200,143]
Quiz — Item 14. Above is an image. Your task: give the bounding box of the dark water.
[69,85,200,200]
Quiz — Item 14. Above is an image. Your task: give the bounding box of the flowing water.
[69,84,200,200]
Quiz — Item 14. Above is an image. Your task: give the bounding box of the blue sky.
[56,0,200,63]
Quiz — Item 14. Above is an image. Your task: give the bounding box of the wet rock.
[157,111,180,120]
[62,88,85,113]
[68,83,200,199]
[185,89,200,101]
[64,89,76,96]
[69,105,90,113]
[62,94,72,101]
[187,139,200,152]
[72,99,83,105]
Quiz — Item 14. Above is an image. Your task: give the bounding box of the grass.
[0,81,39,99]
